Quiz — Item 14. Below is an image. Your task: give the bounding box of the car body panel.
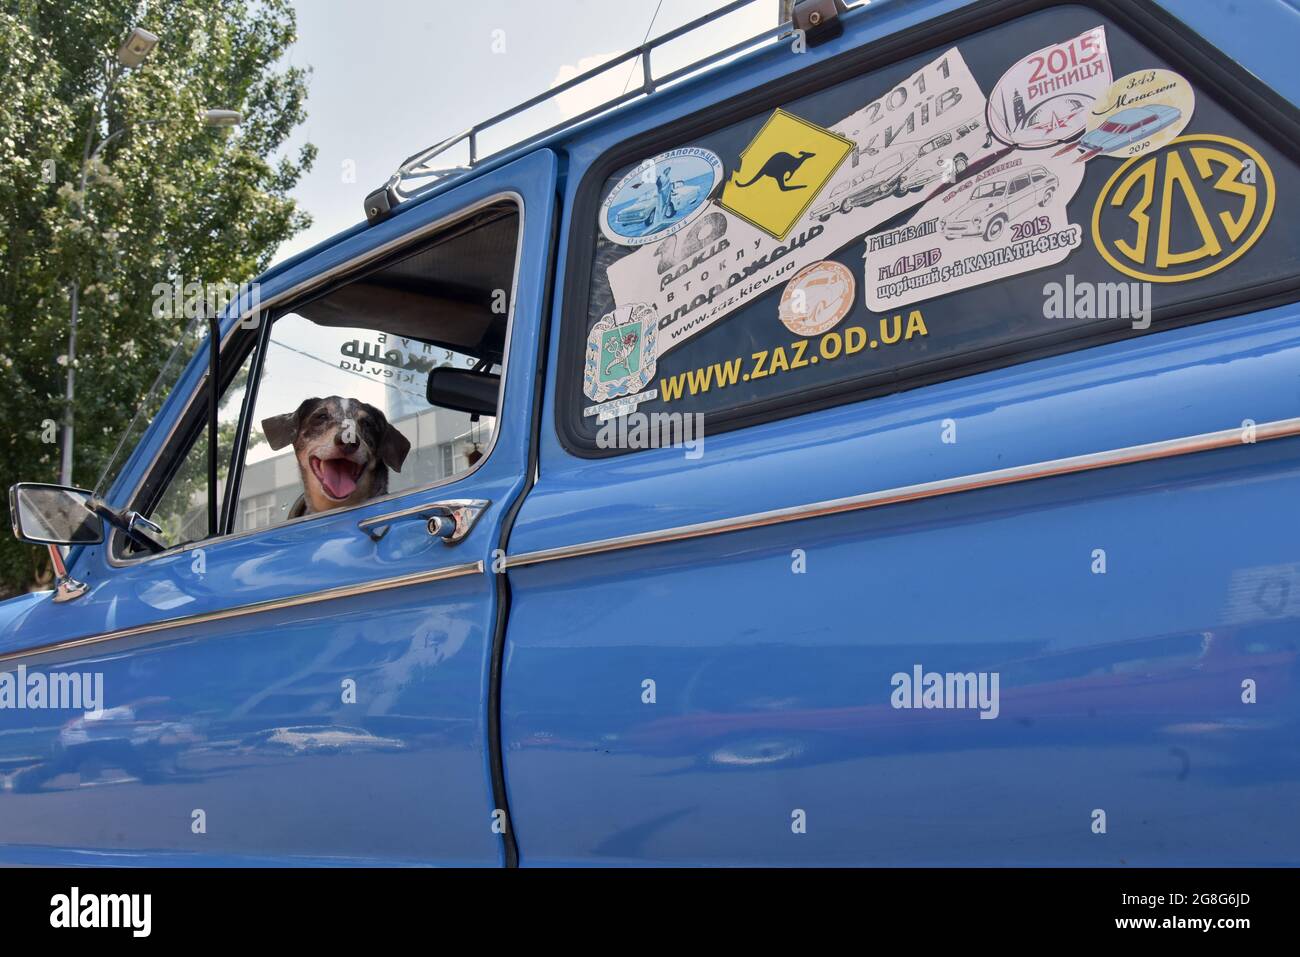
[2,0,1299,867]
[0,149,560,865]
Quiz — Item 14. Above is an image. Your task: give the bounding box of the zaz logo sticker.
[1091,134,1274,283]
[600,148,723,247]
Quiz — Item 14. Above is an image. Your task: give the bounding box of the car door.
[500,0,1300,864]
[0,149,557,865]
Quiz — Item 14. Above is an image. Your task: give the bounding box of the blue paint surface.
[3,0,1299,865]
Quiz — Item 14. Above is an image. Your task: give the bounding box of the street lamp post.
[59,27,157,487]
[57,25,243,488]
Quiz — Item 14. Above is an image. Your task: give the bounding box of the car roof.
[1109,104,1175,123]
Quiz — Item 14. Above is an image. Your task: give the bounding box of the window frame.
[107,190,526,567]
[553,0,1300,458]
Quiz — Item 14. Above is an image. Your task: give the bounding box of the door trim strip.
[0,560,484,666]
[505,416,1300,569]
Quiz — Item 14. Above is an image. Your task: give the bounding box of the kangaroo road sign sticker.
[599,148,723,247]
[719,109,854,240]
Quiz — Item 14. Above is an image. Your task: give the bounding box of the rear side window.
[558,1,1300,452]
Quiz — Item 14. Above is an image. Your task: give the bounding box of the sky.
[273,0,782,262]
[226,0,784,458]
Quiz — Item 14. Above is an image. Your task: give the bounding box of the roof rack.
[364,0,853,224]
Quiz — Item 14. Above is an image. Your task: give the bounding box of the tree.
[0,0,316,595]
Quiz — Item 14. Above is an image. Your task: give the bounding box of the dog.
[261,396,411,519]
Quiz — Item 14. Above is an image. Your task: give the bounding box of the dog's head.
[261,396,411,515]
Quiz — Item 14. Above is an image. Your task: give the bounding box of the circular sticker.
[778,261,855,336]
[599,147,722,247]
[986,26,1112,150]
[1074,69,1194,162]
[1091,134,1273,283]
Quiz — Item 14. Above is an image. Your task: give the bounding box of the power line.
[622,0,666,94]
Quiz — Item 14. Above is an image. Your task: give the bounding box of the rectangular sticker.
[606,47,996,355]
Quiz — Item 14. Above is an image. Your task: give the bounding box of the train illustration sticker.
[599,148,723,247]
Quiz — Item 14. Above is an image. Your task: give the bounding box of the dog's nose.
[335,432,359,451]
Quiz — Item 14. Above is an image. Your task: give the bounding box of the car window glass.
[147,345,257,546]
[561,7,1300,451]
[231,202,517,532]
[235,314,497,531]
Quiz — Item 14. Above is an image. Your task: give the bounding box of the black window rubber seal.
[488,173,565,867]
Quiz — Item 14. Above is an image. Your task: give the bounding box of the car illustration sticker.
[599,148,723,247]
[986,26,1112,149]
[717,109,854,240]
[605,46,996,355]
[864,151,1085,310]
[583,302,660,403]
[1070,69,1194,163]
[778,261,856,336]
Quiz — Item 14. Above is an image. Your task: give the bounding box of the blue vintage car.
[1077,103,1183,154]
[4,0,1300,867]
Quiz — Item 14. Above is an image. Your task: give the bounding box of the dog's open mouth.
[310,455,364,500]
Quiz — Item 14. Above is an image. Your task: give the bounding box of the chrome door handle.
[358,499,489,545]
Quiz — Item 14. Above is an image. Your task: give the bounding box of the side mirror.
[8,483,103,546]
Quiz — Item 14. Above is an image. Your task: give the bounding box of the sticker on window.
[864,151,1085,310]
[583,302,660,405]
[778,260,855,336]
[1072,69,1194,163]
[718,108,854,239]
[599,148,723,247]
[1091,133,1274,283]
[606,45,1000,354]
[986,26,1112,149]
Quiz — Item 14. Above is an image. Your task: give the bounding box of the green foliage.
[0,0,315,594]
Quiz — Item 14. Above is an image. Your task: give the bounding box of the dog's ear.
[261,398,320,451]
[379,419,412,472]
[357,401,411,472]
